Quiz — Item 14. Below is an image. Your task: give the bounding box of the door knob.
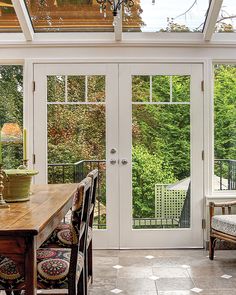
[110,159,116,165]
[110,148,117,154]
[121,159,128,165]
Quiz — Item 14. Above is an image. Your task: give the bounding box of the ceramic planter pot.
[3,169,38,202]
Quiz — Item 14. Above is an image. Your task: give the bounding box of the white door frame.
[33,63,119,249]
[119,63,204,248]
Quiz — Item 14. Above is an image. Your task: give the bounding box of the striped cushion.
[87,226,93,246]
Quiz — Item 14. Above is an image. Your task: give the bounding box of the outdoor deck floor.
[89,249,236,295]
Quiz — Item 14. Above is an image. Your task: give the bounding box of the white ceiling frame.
[12,0,34,41]
[203,0,223,41]
[114,5,122,41]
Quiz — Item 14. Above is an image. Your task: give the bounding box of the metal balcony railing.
[214,159,236,190]
[48,158,236,230]
[48,160,106,229]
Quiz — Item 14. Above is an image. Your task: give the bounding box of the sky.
[139,0,236,32]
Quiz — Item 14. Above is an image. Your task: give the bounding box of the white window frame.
[205,60,236,200]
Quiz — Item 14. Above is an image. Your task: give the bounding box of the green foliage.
[159,18,190,32]
[214,65,236,179]
[132,145,176,218]
[0,66,23,168]
[1,64,236,221]
[214,65,236,161]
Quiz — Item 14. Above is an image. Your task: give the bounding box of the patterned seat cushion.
[0,248,83,291]
[0,255,24,291]
[43,225,92,248]
[212,215,236,236]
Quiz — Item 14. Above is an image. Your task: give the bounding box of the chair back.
[69,177,92,290]
[87,169,98,227]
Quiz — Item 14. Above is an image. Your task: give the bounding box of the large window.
[0,65,23,169]
[214,64,236,191]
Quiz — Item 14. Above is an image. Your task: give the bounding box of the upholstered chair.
[0,177,92,295]
[41,169,98,285]
[209,200,236,260]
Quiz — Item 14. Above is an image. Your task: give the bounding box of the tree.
[0,65,23,168]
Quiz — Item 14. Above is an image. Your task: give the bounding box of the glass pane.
[0,65,23,169]
[47,76,65,102]
[216,0,236,32]
[132,75,150,102]
[214,64,236,191]
[47,103,107,229]
[88,75,105,102]
[24,0,114,32]
[132,103,190,229]
[123,0,210,32]
[152,76,170,102]
[172,75,190,102]
[0,1,22,32]
[67,76,85,102]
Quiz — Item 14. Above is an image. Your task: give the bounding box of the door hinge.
[33,154,36,164]
[33,81,35,92]
[201,80,204,92]
[202,218,206,229]
[202,150,204,161]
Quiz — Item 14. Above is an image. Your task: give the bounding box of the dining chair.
[0,177,92,295]
[41,169,98,285]
[86,169,98,284]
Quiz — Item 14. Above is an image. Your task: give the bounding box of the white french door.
[33,63,119,248]
[119,63,204,248]
[33,62,204,249]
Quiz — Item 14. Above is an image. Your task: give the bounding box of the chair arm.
[209,201,236,208]
[209,201,236,227]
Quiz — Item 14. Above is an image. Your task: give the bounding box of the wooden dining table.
[0,183,78,295]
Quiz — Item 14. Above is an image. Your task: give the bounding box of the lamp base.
[0,199,9,208]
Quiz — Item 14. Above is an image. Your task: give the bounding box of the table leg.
[25,236,37,295]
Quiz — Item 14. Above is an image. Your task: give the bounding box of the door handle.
[110,148,117,154]
[121,159,128,165]
[110,159,116,165]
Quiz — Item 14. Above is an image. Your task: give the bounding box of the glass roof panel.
[24,0,114,32]
[0,0,21,32]
[123,0,210,32]
[216,0,236,32]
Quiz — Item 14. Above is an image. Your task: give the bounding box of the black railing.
[48,158,236,230]
[133,217,179,229]
[214,159,236,190]
[48,160,106,229]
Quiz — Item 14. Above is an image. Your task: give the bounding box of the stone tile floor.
[88,249,236,295]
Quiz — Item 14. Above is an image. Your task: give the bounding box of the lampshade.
[1,123,23,144]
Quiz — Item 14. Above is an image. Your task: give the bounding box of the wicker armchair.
[209,200,236,260]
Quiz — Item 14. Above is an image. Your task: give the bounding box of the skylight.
[0,0,21,32]
[24,0,114,32]
[216,0,236,32]
[123,0,210,32]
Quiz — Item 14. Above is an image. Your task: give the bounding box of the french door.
[119,64,204,248]
[33,63,204,249]
[33,63,119,248]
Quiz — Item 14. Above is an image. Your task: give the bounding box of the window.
[0,65,23,169]
[214,64,236,191]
